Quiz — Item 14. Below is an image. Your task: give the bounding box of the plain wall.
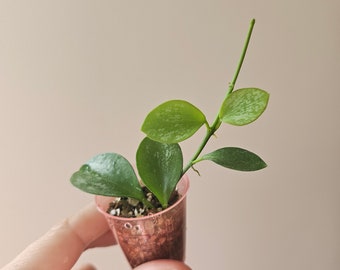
[0,1,339,269]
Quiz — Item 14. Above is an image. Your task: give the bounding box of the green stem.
[227,18,256,96]
[142,197,155,209]
[182,19,256,175]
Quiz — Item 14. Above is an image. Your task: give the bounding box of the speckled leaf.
[70,153,146,202]
[136,137,183,208]
[201,147,267,171]
[141,100,206,143]
[219,88,269,126]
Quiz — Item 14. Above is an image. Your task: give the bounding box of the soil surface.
[106,187,180,218]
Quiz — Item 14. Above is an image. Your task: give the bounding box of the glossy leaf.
[136,137,183,208]
[201,147,267,171]
[70,153,146,202]
[219,88,269,126]
[141,100,206,143]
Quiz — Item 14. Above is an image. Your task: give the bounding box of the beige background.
[0,1,339,269]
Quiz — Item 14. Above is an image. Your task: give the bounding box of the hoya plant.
[70,19,269,210]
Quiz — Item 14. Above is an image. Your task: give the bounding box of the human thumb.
[134,259,191,270]
[73,263,97,270]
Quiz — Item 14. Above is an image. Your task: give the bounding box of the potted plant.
[70,19,269,268]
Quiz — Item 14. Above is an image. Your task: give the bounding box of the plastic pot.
[95,174,189,268]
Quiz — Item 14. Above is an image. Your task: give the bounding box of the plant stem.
[142,197,155,209]
[227,18,256,96]
[182,19,256,175]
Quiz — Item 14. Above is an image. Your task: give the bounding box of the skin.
[2,203,190,270]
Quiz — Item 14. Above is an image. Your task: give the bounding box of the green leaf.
[141,100,206,143]
[136,137,183,208]
[219,88,269,126]
[70,153,146,202]
[201,147,267,171]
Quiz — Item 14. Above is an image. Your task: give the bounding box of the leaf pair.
[70,138,183,208]
[141,88,269,145]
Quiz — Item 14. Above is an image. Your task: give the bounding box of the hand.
[2,203,190,270]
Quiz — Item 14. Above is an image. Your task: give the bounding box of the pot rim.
[95,174,190,221]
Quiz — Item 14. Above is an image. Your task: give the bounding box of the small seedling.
[70,19,269,211]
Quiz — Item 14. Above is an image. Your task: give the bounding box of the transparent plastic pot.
[95,174,189,268]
